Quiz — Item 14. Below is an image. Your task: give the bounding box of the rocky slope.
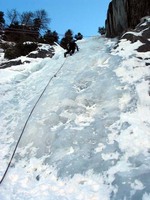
[0,42,55,69]
[121,17,150,53]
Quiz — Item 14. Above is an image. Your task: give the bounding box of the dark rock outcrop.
[0,43,55,68]
[105,0,150,38]
[121,18,150,52]
[0,60,22,69]
[115,17,150,56]
[27,46,55,58]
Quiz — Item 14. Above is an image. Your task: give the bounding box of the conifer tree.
[60,29,73,49]
[74,32,83,40]
[43,29,59,45]
[98,26,106,35]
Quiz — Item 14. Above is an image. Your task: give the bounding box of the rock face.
[105,0,150,38]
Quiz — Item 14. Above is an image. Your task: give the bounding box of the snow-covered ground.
[0,34,150,200]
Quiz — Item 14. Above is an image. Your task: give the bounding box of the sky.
[0,0,111,38]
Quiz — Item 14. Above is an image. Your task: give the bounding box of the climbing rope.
[0,58,67,184]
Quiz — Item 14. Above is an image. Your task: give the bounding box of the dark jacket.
[68,40,79,51]
[64,40,79,57]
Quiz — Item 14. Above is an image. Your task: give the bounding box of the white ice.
[0,33,150,200]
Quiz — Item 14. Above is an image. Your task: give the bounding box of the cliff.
[105,0,150,38]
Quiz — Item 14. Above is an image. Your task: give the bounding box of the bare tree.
[7,9,19,24]
[33,9,50,31]
[20,11,34,26]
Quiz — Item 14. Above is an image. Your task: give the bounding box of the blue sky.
[0,0,111,38]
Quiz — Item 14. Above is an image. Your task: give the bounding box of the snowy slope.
[0,35,150,200]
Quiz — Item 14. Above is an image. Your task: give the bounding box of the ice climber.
[64,39,79,57]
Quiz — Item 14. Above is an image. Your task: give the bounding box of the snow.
[0,31,150,200]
